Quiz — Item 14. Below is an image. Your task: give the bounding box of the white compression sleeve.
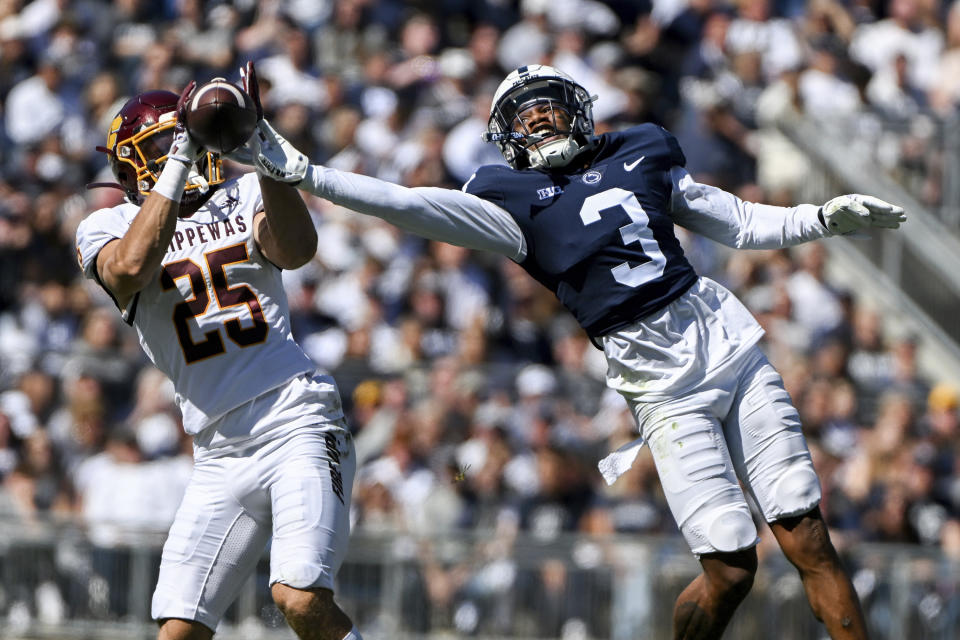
[300,165,527,261]
[668,166,829,249]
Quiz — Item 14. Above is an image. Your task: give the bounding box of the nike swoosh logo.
[624,155,645,171]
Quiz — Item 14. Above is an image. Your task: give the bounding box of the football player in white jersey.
[75,66,362,640]
[237,64,908,639]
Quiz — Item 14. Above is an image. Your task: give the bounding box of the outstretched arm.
[299,165,526,261]
[240,61,316,269]
[668,167,905,249]
[239,114,526,261]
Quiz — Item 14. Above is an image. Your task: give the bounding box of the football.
[184,79,258,155]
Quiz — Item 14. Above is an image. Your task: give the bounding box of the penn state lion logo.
[582,170,603,185]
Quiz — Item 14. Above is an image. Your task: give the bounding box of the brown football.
[184,79,257,154]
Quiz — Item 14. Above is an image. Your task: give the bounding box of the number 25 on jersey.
[161,243,268,364]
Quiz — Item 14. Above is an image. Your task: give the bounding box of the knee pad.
[770,464,821,518]
[699,505,758,553]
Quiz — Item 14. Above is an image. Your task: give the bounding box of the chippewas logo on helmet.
[106,114,122,153]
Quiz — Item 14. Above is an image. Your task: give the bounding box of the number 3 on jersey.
[579,187,666,287]
[161,243,268,364]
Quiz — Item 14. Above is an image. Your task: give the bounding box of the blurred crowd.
[2,0,960,615]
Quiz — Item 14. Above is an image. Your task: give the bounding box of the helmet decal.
[106,114,123,152]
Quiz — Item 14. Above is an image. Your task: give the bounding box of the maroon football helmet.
[100,90,224,204]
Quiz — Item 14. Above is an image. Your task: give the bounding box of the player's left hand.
[226,61,261,166]
[820,194,906,235]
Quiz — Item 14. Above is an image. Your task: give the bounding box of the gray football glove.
[820,194,906,235]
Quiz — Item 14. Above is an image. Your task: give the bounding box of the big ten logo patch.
[538,185,563,200]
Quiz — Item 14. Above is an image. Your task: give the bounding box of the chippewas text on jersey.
[165,211,247,255]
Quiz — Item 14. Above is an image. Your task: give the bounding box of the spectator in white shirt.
[725,0,805,81]
[849,0,943,92]
[787,242,845,340]
[4,55,64,146]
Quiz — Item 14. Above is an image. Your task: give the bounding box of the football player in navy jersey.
[240,64,904,639]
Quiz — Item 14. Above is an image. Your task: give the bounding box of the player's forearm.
[102,162,189,295]
[299,165,526,260]
[300,165,432,218]
[113,195,179,276]
[258,175,317,268]
[726,197,827,249]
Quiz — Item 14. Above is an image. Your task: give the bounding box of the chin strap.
[85,170,211,201]
[85,181,140,206]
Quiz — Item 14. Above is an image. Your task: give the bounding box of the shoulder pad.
[75,204,137,280]
[462,165,512,205]
[616,124,686,168]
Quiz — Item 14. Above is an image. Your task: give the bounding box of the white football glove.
[251,119,309,184]
[820,194,906,235]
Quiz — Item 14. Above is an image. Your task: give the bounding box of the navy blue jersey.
[464,124,699,337]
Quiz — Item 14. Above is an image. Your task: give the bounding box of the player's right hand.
[820,194,906,235]
[169,80,201,164]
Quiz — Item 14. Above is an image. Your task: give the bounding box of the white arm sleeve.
[668,166,830,249]
[300,165,527,261]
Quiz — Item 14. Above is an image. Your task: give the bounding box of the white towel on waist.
[597,436,645,485]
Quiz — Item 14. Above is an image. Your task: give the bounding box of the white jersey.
[76,173,318,435]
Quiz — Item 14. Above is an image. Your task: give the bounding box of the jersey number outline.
[160,243,269,364]
[579,187,667,287]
